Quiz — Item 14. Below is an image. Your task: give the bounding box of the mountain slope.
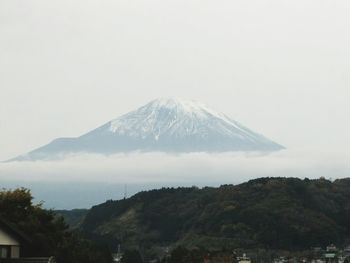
[12,98,284,161]
[78,178,350,255]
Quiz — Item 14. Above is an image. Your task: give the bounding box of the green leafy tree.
[0,188,112,263]
[121,249,143,263]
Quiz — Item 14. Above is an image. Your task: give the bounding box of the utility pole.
[124,184,127,199]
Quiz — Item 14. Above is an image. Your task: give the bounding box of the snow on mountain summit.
[108,98,262,142]
[10,98,284,161]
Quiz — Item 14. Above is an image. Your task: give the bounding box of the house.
[0,218,30,259]
[112,252,123,262]
[0,218,54,263]
[343,246,350,258]
[327,245,338,253]
[237,253,251,263]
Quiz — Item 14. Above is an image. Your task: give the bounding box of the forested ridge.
[78,177,350,254]
[4,177,350,262]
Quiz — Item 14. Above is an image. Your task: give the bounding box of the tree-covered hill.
[0,188,112,263]
[55,209,88,229]
[78,177,350,255]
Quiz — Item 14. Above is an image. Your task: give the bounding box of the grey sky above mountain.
[1,0,350,160]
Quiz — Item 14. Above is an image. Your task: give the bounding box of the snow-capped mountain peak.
[108,98,242,140]
[10,98,284,161]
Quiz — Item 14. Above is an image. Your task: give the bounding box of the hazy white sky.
[1,0,350,160]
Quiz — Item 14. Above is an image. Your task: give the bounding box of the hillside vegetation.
[0,188,112,263]
[78,177,350,256]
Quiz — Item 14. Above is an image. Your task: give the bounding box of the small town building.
[0,218,54,263]
[327,244,338,253]
[237,253,251,263]
[0,218,29,259]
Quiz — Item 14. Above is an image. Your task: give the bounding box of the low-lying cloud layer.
[1,149,349,209]
[1,149,349,184]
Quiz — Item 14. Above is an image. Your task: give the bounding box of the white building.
[0,218,27,259]
[0,218,54,263]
